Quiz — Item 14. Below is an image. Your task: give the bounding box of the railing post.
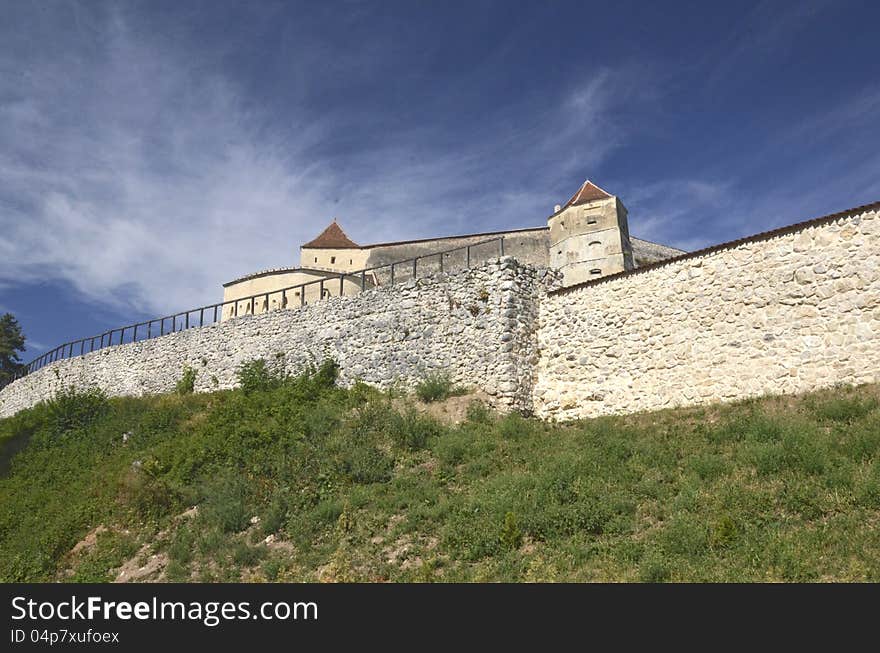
[391,263,395,285]
[413,257,417,279]
[500,237,504,257]
[200,309,204,327]
[282,291,286,309]
[300,285,305,306]
[214,306,218,323]
[361,271,366,291]
[319,279,324,300]
[186,312,190,329]
[250,297,254,315]
[234,301,238,318]
[439,252,443,273]
[466,245,470,268]
[134,324,138,342]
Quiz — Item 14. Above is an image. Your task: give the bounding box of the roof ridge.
[302,220,360,249]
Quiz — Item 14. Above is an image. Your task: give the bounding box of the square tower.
[548,180,635,287]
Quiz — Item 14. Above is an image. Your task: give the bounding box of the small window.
[349,259,353,265]
[590,268,602,275]
[331,256,336,264]
[314,257,318,263]
[294,291,300,297]
[589,241,601,246]
[587,219,598,225]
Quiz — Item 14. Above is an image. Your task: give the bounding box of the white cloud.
[0,9,639,316]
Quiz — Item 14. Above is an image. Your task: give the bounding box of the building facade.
[221,179,683,313]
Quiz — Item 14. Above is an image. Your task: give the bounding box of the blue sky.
[1,0,879,361]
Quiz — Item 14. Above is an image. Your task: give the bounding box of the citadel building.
[221,180,684,316]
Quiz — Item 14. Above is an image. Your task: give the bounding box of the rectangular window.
[331,256,336,264]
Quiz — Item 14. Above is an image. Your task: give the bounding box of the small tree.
[0,313,26,385]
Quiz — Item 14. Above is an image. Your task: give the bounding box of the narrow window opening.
[587,219,598,225]
[331,256,336,264]
[314,257,318,263]
[589,240,601,246]
[590,268,602,275]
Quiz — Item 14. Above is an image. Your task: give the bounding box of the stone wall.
[3,204,879,423]
[533,206,880,420]
[0,259,554,418]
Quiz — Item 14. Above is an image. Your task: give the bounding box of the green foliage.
[175,367,197,395]
[811,396,878,423]
[0,312,26,386]
[44,386,109,436]
[200,471,252,533]
[2,372,880,582]
[236,359,284,394]
[414,372,465,403]
[499,512,522,551]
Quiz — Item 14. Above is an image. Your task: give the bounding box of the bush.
[175,367,197,395]
[236,359,284,394]
[200,471,252,533]
[389,409,445,451]
[415,373,464,403]
[44,386,109,435]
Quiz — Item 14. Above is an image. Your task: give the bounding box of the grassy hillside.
[1,360,879,582]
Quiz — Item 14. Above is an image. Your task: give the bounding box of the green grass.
[1,365,880,582]
[414,372,467,403]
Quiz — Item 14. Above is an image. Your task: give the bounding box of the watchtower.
[548,180,635,286]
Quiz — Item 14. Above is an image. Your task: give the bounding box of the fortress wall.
[533,207,880,420]
[0,259,554,419]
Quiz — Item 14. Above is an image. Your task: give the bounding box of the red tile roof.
[302,220,359,249]
[563,180,612,209]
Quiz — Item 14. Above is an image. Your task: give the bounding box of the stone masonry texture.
[1,206,879,421]
[533,207,880,420]
[0,259,556,418]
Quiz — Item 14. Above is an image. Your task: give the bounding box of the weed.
[175,367,197,395]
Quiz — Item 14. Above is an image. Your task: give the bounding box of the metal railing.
[3,236,506,388]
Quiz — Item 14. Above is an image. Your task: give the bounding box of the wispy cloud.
[701,0,836,91]
[0,7,643,316]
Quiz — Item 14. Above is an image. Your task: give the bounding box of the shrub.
[415,372,464,403]
[389,409,445,451]
[235,359,283,394]
[200,471,252,533]
[338,444,394,484]
[44,386,108,435]
[175,367,197,395]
